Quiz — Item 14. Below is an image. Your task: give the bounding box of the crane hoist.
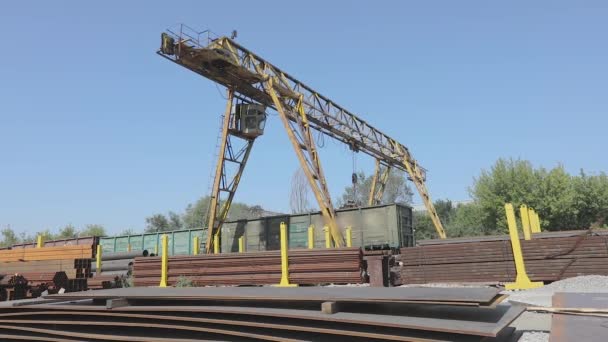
[157,26,447,253]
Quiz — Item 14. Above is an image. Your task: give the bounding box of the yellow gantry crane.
[158,26,447,253]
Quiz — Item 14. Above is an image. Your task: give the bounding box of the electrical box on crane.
[234,104,266,138]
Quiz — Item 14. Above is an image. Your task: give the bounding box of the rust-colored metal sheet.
[552,292,608,309]
[44,286,503,306]
[550,314,608,342]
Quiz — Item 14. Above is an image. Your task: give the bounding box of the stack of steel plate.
[133,247,364,286]
[0,286,523,341]
[392,230,608,285]
[550,292,608,342]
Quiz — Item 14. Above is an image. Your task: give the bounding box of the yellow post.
[193,236,200,255]
[520,205,531,240]
[504,203,543,290]
[323,226,331,248]
[213,234,220,254]
[159,234,168,287]
[238,236,244,253]
[532,210,542,233]
[307,225,314,249]
[275,222,297,287]
[127,244,132,252]
[154,244,158,255]
[345,226,352,247]
[96,244,102,275]
[36,235,43,248]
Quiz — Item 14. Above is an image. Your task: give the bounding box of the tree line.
[0,224,106,248]
[414,158,608,240]
[2,158,607,247]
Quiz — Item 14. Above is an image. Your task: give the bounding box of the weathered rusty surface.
[132,247,364,286]
[392,232,608,285]
[0,285,522,341]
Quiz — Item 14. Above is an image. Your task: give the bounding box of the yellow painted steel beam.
[307,225,314,249]
[520,204,532,240]
[204,91,257,253]
[262,77,343,246]
[159,234,168,287]
[36,235,43,248]
[504,204,543,290]
[193,236,200,255]
[96,245,102,275]
[275,222,297,287]
[368,159,391,206]
[345,226,352,247]
[158,30,446,238]
[213,234,220,254]
[238,236,244,253]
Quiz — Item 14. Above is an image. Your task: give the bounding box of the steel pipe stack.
[89,250,150,290]
[392,229,608,285]
[133,248,364,286]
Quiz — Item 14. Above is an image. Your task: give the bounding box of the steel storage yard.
[99,203,414,255]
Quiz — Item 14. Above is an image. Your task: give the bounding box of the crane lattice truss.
[158,27,447,252]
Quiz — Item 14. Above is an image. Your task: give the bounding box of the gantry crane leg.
[205,90,256,253]
[393,142,446,239]
[263,78,344,246]
[368,159,391,206]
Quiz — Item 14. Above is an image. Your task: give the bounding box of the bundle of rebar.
[392,229,608,285]
[133,248,364,286]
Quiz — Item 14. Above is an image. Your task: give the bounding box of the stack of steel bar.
[89,250,150,290]
[0,286,522,341]
[133,248,363,286]
[7,236,99,250]
[392,229,608,285]
[0,246,94,300]
[0,245,93,262]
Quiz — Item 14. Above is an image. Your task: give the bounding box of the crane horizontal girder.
[158,28,446,239]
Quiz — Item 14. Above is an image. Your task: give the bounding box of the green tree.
[338,170,413,207]
[471,158,608,233]
[168,211,183,231]
[145,214,170,232]
[183,197,210,229]
[0,226,20,248]
[57,224,78,239]
[80,224,106,237]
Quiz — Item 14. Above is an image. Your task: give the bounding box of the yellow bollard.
[154,244,158,255]
[213,234,220,254]
[36,235,43,248]
[127,244,132,252]
[307,225,314,249]
[275,222,297,287]
[193,236,200,255]
[520,205,531,240]
[533,211,542,233]
[96,245,102,275]
[238,236,244,253]
[504,204,543,290]
[159,235,168,287]
[323,226,331,248]
[345,226,352,247]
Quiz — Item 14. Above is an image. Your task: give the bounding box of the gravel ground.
[503,275,608,307]
[518,331,549,342]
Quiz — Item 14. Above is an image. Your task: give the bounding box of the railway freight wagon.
[99,203,414,255]
[221,203,414,252]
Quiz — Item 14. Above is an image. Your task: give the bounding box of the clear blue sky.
[1,1,606,235]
